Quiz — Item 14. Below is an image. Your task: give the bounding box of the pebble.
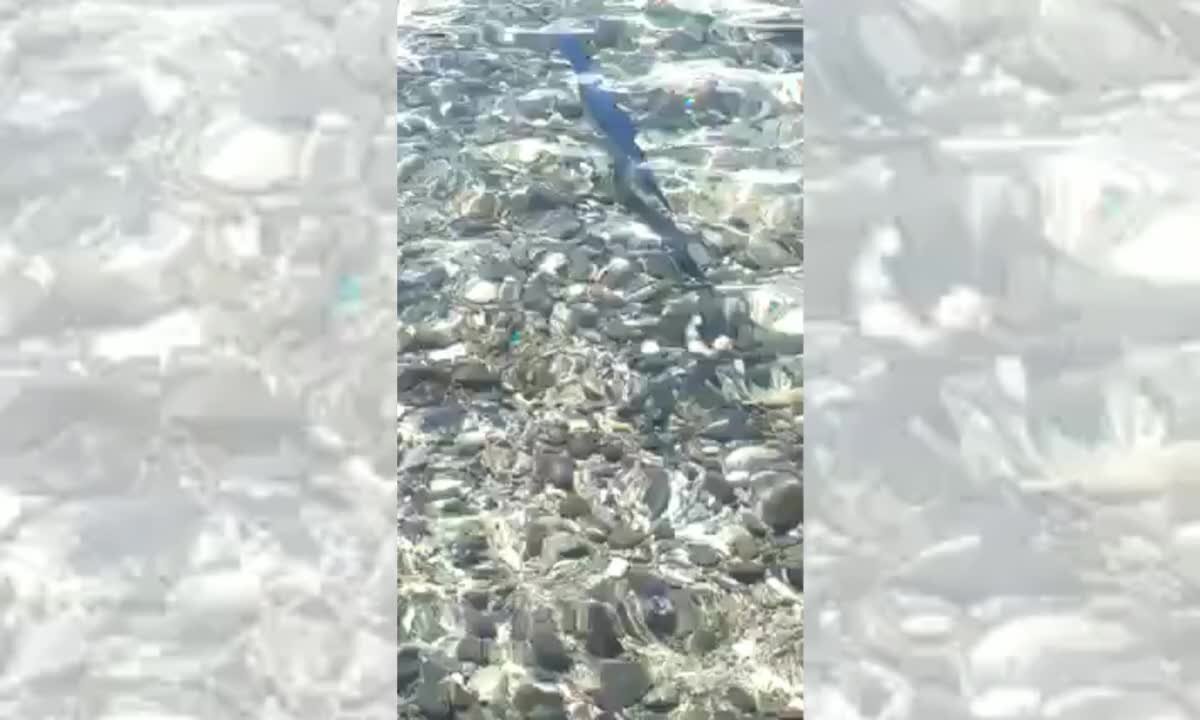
[726,560,767,584]
[529,627,573,672]
[601,440,626,462]
[414,677,453,718]
[741,510,771,537]
[451,360,500,388]
[598,659,652,709]
[455,636,489,664]
[641,466,672,519]
[534,451,576,490]
[524,519,555,558]
[690,628,721,655]
[640,594,679,639]
[730,528,759,560]
[540,421,569,445]
[726,685,758,714]
[463,605,497,639]
[781,544,803,590]
[512,684,567,719]
[543,531,590,562]
[464,279,500,303]
[468,666,507,705]
[688,544,722,567]
[583,601,625,658]
[608,523,646,549]
[760,480,803,534]
[558,493,591,519]
[566,429,597,458]
[703,470,737,504]
[644,683,682,711]
[724,445,787,483]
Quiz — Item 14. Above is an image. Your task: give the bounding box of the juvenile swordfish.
[556,34,673,213]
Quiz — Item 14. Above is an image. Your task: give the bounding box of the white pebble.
[464,280,499,304]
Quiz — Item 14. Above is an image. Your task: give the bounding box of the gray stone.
[687,544,721,567]
[534,451,575,490]
[598,659,652,709]
[529,628,572,673]
[641,466,672,519]
[583,602,624,658]
[542,531,590,562]
[566,430,596,458]
[558,493,591,519]
[512,683,567,719]
[726,560,766,585]
[643,683,681,711]
[761,481,802,534]
[607,523,645,549]
[726,685,758,714]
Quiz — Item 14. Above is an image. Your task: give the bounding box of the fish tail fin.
[636,163,673,214]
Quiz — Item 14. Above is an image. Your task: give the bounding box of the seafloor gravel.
[397,1,802,717]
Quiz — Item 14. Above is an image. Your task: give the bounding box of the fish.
[556,34,673,214]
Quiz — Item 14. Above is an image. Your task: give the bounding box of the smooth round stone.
[550,303,581,336]
[640,466,672,519]
[724,445,786,482]
[600,257,638,288]
[726,685,758,714]
[450,361,499,388]
[703,470,737,504]
[607,523,645,549]
[540,422,568,445]
[640,593,678,639]
[741,510,771,537]
[455,636,489,664]
[687,544,722,567]
[529,627,572,672]
[566,430,596,458]
[512,684,566,718]
[598,659,652,709]
[398,645,424,690]
[730,528,759,560]
[760,481,802,534]
[601,440,625,462]
[534,451,575,490]
[558,493,591,519]
[643,682,682,711]
[584,602,624,658]
[414,676,453,718]
[499,277,522,302]
[428,476,466,499]
[726,560,767,584]
[398,261,446,295]
[524,519,554,558]
[542,531,590,562]
[464,279,499,303]
[522,274,554,312]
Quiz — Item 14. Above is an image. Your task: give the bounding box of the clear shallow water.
[0,2,396,717]
[398,0,802,716]
[807,1,1200,718]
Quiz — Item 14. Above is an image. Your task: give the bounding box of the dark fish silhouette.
[557,34,673,214]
